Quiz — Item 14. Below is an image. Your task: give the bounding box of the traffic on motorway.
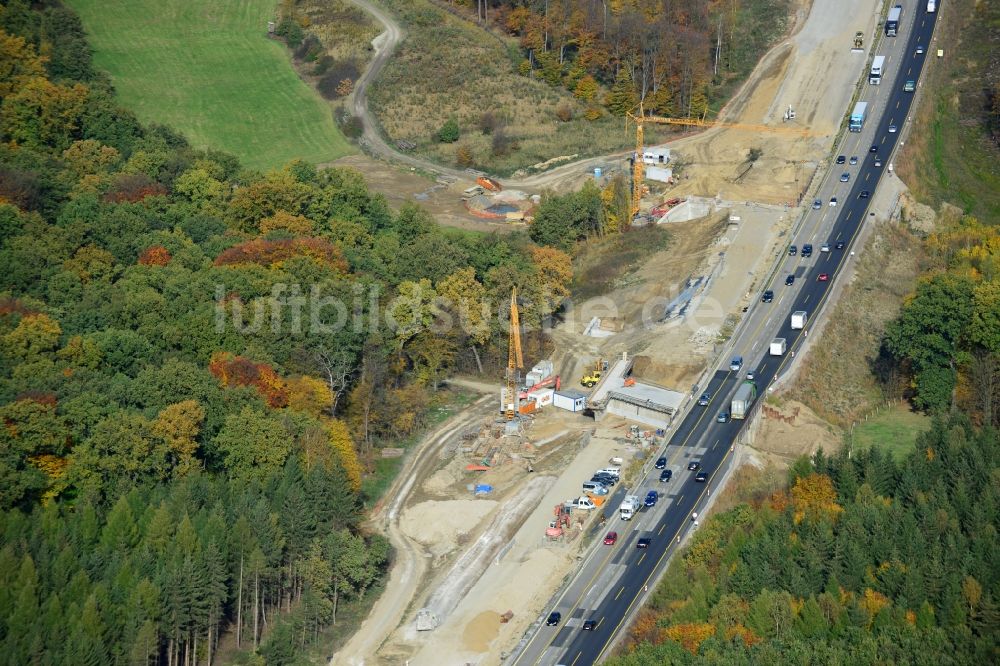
[514,3,940,665]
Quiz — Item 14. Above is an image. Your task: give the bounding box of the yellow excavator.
[580,359,605,388]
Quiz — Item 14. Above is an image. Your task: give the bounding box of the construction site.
[330,0,888,663]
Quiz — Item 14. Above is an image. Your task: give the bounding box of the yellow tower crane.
[505,287,523,421]
[625,107,822,218]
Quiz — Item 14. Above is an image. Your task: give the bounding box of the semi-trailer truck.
[886,5,902,36]
[731,381,757,420]
[869,55,885,85]
[849,101,868,132]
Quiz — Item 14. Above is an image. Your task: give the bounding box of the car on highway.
[874,157,882,167]
[916,44,925,55]
[761,290,774,303]
[659,469,673,482]
[818,273,829,282]
[730,356,743,372]
[603,531,618,545]
[836,155,846,164]
[546,612,561,626]
[655,456,667,469]
[636,537,651,549]
[644,490,659,507]
[821,243,830,252]
[687,461,701,471]
[582,619,597,631]
[830,197,838,207]
[849,155,858,165]
[697,393,711,406]
[870,144,878,153]
[811,199,822,210]
[802,243,813,257]
[836,240,845,250]
[859,190,871,199]
[904,79,915,92]
[694,471,708,482]
[889,124,897,133]
[716,411,729,423]
[785,274,795,286]
[789,245,797,256]
[840,172,850,182]
[746,368,756,381]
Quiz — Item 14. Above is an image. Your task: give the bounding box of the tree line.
[610,416,999,663]
[0,0,575,662]
[477,0,791,118]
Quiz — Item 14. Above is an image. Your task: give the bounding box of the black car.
[546,611,561,626]
[659,469,673,482]
[695,471,708,482]
[802,244,813,257]
[836,155,846,164]
[687,461,700,471]
[835,240,845,250]
[870,144,878,153]
[636,537,651,549]
[789,245,797,256]
[761,290,774,303]
[591,474,616,486]
[785,274,795,286]
[859,190,870,199]
[655,457,667,469]
[582,619,597,631]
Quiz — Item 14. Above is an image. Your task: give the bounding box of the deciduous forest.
[0,1,573,663]
[493,0,791,116]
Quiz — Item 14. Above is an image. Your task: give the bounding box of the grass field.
[69,0,352,170]
[851,403,930,461]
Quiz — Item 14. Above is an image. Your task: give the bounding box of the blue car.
[644,490,659,507]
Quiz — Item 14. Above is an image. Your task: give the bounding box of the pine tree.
[605,71,638,116]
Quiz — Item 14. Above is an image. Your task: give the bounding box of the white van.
[596,467,621,479]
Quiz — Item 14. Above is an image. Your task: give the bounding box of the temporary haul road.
[511,4,939,666]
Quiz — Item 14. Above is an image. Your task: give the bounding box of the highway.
[510,3,939,665]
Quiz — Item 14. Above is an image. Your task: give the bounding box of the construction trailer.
[553,390,587,412]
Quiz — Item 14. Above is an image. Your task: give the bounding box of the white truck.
[927,0,936,13]
[571,497,598,511]
[770,338,787,356]
[619,495,641,520]
[869,55,885,85]
[791,310,808,330]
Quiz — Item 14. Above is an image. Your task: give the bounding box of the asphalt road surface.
[513,4,939,665]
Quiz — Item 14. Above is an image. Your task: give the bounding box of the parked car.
[546,612,561,626]
[603,531,618,545]
[659,469,673,482]
[644,490,659,507]
[687,461,701,471]
[655,457,667,469]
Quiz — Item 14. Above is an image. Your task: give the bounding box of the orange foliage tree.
[664,622,716,654]
[138,245,172,266]
[214,237,348,273]
[208,352,289,408]
[790,473,843,524]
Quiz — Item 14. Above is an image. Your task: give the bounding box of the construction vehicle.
[854,31,864,49]
[503,288,523,420]
[476,176,502,192]
[625,105,821,217]
[519,375,561,399]
[580,359,606,388]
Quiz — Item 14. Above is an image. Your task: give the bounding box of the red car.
[603,531,618,545]
[817,273,830,282]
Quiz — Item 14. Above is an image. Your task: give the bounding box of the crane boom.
[505,287,523,421]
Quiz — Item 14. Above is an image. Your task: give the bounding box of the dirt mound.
[400,499,497,557]
[756,399,841,460]
[462,611,501,652]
